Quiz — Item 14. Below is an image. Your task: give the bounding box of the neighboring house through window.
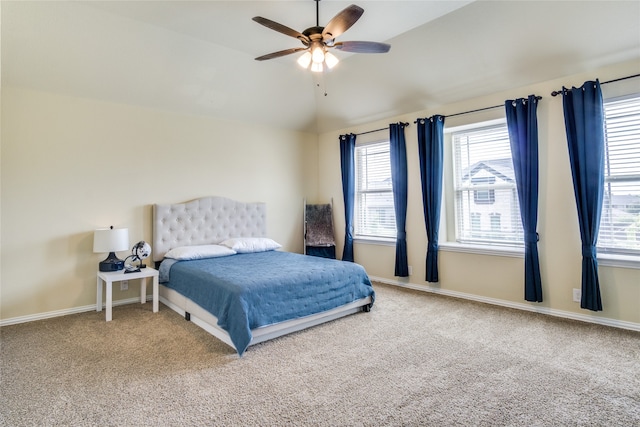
[452,122,523,246]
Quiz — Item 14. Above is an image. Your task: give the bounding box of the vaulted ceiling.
[2,1,639,134]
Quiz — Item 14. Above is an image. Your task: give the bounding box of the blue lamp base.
[99,252,125,272]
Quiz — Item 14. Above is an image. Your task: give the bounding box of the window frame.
[597,93,640,260]
[353,139,397,243]
[450,119,524,249]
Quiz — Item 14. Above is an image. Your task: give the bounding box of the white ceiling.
[2,1,639,134]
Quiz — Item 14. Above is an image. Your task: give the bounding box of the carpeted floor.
[1,283,639,426]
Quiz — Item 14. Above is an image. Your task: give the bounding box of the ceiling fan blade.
[333,41,391,54]
[255,47,307,61]
[252,17,308,43]
[322,4,364,41]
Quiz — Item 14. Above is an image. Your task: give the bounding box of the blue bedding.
[159,251,375,355]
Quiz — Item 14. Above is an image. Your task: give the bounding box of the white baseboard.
[370,276,640,332]
[0,296,153,327]
[2,283,637,333]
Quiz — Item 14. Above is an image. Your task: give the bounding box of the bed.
[152,196,375,356]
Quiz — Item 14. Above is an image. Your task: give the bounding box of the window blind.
[355,141,396,239]
[599,95,640,255]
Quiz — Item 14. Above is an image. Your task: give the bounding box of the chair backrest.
[305,203,335,247]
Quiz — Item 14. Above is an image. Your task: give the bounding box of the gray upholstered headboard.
[152,196,267,262]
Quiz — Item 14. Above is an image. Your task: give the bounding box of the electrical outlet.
[408,265,413,275]
[572,288,581,303]
[120,280,129,291]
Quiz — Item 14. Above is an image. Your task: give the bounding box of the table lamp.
[93,226,129,272]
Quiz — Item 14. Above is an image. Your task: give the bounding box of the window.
[471,212,481,235]
[355,141,396,239]
[598,95,640,256]
[452,122,523,246]
[490,213,502,232]
[472,177,496,204]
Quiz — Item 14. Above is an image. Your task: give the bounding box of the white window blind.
[598,95,640,255]
[452,123,523,246]
[355,141,396,239]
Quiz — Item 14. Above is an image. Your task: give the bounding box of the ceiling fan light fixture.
[311,45,325,64]
[297,51,312,68]
[253,3,389,71]
[324,51,339,69]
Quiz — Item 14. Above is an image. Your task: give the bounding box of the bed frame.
[152,196,373,353]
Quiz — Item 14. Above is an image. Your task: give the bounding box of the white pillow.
[220,237,282,253]
[164,244,236,260]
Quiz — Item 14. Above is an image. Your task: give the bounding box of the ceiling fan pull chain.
[322,72,328,97]
[315,73,328,97]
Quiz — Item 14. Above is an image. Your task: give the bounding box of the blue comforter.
[159,251,374,355]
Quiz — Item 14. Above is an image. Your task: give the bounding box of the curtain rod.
[551,73,640,97]
[413,95,542,123]
[354,122,409,136]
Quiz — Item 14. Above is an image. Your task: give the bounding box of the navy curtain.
[339,133,356,262]
[505,96,543,302]
[417,115,445,283]
[562,81,605,311]
[389,123,409,277]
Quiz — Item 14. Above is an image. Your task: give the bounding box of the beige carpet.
[1,283,638,426]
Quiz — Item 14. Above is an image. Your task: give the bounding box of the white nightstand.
[96,267,159,321]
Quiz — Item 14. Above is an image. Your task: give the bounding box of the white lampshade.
[311,46,325,64]
[310,62,323,73]
[93,227,129,253]
[324,51,339,69]
[297,51,312,69]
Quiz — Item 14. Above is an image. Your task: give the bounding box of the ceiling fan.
[252,0,391,72]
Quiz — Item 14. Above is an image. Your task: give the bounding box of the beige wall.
[318,59,640,326]
[2,61,638,326]
[1,87,318,320]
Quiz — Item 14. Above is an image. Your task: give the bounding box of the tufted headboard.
[152,196,267,262]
